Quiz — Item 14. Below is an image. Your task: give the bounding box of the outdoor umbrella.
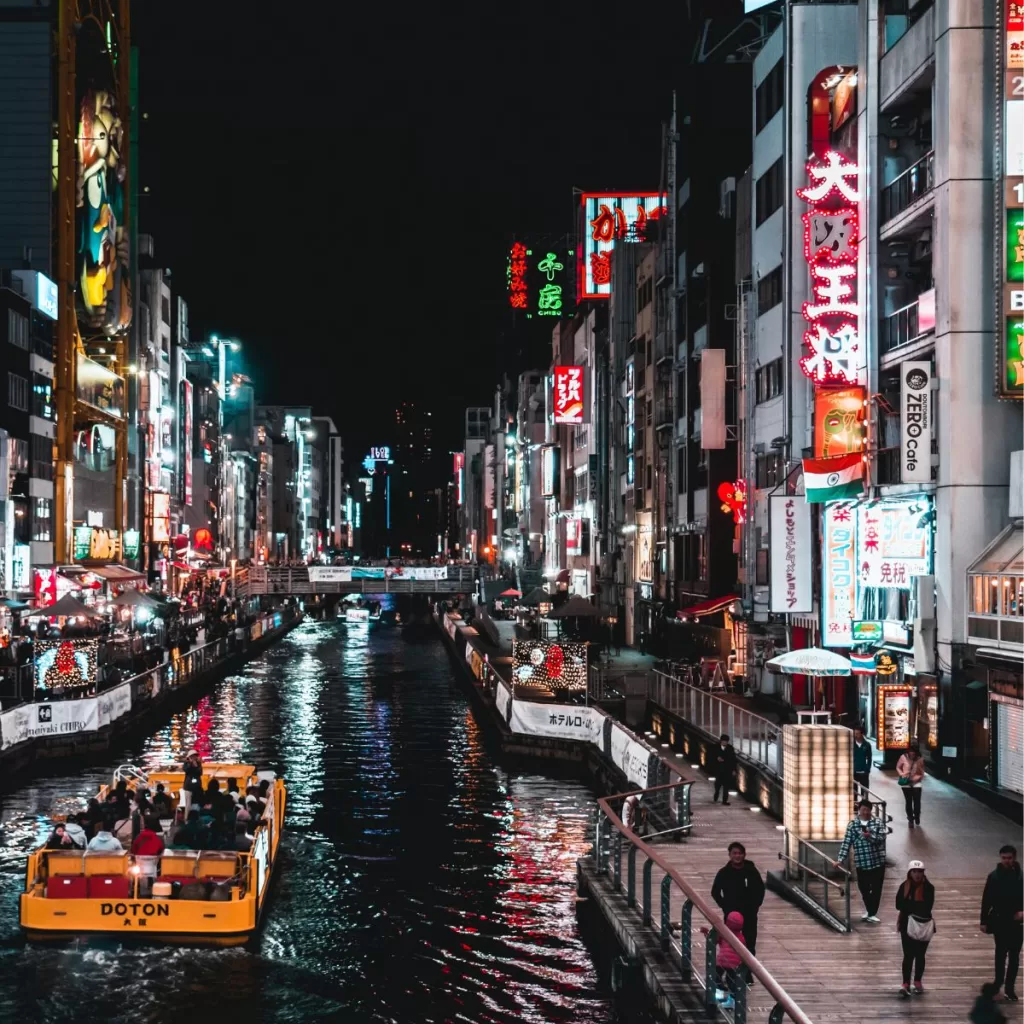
[548,595,602,619]
[26,594,103,619]
[498,588,522,598]
[111,589,160,610]
[521,587,548,608]
[766,648,852,675]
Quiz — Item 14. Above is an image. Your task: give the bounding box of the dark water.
[0,618,646,1024]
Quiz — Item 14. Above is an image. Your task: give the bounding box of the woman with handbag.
[896,743,926,828]
[895,859,936,997]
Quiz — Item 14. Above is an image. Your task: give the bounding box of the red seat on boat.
[87,875,131,899]
[47,875,88,899]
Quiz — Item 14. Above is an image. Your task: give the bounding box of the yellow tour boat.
[20,762,285,947]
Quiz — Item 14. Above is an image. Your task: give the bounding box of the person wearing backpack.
[895,859,935,998]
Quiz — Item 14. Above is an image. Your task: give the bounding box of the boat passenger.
[131,826,165,857]
[233,821,253,852]
[45,824,75,849]
[166,807,186,847]
[171,809,209,850]
[63,820,88,848]
[111,811,133,846]
[86,798,104,833]
[152,783,173,817]
[182,751,204,815]
[236,802,252,826]
[87,829,124,852]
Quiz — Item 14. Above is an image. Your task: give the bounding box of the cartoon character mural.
[77,88,131,336]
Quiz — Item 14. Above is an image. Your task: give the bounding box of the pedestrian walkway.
[622,743,1020,1023]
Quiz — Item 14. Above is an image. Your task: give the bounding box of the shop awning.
[967,525,1023,576]
[676,594,739,619]
[85,564,147,582]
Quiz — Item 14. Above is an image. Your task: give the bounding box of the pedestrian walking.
[852,725,872,795]
[896,743,925,828]
[700,911,747,1008]
[834,799,888,922]
[712,734,737,805]
[895,859,935,998]
[712,841,765,977]
[980,844,1023,1002]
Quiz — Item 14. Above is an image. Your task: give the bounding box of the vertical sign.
[507,242,528,310]
[565,515,581,554]
[528,246,575,319]
[822,501,857,647]
[553,366,585,424]
[796,151,863,387]
[700,349,726,449]
[770,495,812,613]
[900,361,932,484]
[813,385,865,458]
[182,379,193,506]
[453,452,464,506]
[1001,3,1024,397]
[579,193,667,300]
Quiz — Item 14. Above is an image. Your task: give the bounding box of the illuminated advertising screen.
[566,515,581,554]
[76,354,125,417]
[34,639,98,692]
[856,498,933,589]
[182,379,193,506]
[512,637,587,693]
[553,366,585,424]
[579,193,666,300]
[76,33,131,339]
[877,685,913,751]
[822,501,857,647]
[453,452,464,506]
[151,492,170,543]
[813,385,864,459]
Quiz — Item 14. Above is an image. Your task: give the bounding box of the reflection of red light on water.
[192,695,215,760]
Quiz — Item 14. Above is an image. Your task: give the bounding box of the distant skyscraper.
[392,402,436,555]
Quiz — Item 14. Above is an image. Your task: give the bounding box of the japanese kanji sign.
[579,193,666,300]
[822,501,858,647]
[553,365,585,424]
[797,152,864,387]
[507,240,576,318]
[856,499,933,590]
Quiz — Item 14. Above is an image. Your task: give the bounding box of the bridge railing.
[244,565,478,595]
[591,781,814,1024]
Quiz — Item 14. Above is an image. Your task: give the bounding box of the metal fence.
[778,829,852,933]
[651,669,781,776]
[592,782,814,1024]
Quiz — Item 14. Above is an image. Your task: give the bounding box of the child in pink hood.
[702,910,747,1006]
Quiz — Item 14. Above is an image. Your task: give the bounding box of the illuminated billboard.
[508,241,576,318]
[579,193,666,300]
[76,82,131,336]
[541,446,558,497]
[856,498,933,589]
[822,502,857,647]
[34,639,98,692]
[553,366,584,424]
[813,385,864,459]
[76,353,125,417]
[182,379,193,506]
[512,637,587,693]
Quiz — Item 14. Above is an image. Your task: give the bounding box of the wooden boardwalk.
[617,748,1020,1024]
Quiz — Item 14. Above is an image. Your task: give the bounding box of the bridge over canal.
[240,564,478,596]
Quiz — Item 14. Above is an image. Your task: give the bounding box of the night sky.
[131,4,726,472]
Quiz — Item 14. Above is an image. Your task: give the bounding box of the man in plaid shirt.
[834,799,888,922]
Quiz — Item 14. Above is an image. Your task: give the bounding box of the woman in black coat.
[895,859,936,997]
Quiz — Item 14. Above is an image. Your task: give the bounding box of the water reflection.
[0,619,642,1023]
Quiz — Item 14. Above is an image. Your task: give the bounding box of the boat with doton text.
[20,763,285,946]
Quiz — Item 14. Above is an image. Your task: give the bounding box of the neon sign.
[579,193,667,300]
[717,480,748,524]
[507,242,528,309]
[553,366,584,424]
[797,151,862,386]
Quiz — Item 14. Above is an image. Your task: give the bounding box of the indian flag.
[802,452,864,503]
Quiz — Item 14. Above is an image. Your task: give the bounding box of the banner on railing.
[133,669,162,703]
[508,700,600,742]
[495,680,512,723]
[0,681,131,751]
[308,566,353,583]
[610,721,653,788]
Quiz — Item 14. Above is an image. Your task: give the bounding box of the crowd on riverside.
[44,752,271,859]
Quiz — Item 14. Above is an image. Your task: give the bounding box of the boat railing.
[114,764,149,787]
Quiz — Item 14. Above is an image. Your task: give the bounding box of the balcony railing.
[655,400,674,430]
[880,292,934,357]
[881,151,934,224]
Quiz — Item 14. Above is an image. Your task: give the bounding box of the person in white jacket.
[87,829,123,852]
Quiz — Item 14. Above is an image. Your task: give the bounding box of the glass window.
[755,158,784,227]
[7,373,28,412]
[756,60,784,134]
[32,497,52,542]
[971,575,986,615]
[7,310,29,350]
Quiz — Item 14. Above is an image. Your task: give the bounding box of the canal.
[0,616,650,1023]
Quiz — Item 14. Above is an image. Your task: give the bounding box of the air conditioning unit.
[753,442,766,455]
[719,177,736,218]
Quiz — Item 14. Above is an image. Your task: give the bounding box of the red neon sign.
[508,242,528,309]
[796,151,862,386]
[579,193,667,301]
[553,366,584,424]
[717,480,748,525]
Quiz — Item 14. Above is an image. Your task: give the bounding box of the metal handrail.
[652,669,781,777]
[853,780,891,832]
[593,781,814,1024]
[881,150,934,223]
[780,829,852,934]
